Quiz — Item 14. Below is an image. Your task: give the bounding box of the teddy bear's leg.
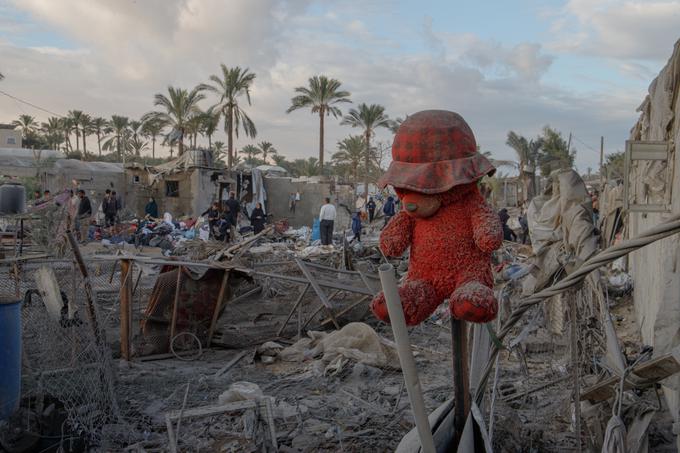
[449,280,497,323]
[371,279,441,326]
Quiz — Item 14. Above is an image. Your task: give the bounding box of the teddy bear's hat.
[378,110,495,194]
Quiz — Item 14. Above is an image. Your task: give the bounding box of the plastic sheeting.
[245,168,267,216]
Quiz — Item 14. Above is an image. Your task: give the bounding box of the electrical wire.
[0,89,64,118]
[475,213,680,405]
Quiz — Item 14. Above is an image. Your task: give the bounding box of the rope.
[475,213,680,405]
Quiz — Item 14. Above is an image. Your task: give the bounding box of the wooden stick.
[169,266,183,347]
[213,350,250,377]
[571,296,582,453]
[207,270,230,347]
[120,259,133,361]
[277,283,309,337]
[451,318,470,448]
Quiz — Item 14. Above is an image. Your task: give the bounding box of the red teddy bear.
[371,110,502,326]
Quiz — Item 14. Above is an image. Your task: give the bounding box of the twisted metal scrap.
[475,213,680,404]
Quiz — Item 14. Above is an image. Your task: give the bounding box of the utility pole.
[567,132,572,153]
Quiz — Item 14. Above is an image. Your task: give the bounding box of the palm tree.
[142,117,167,159]
[12,114,38,140]
[257,141,277,164]
[241,144,261,165]
[92,117,110,157]
[68,110,86,151]
[148,86,205,156]
[202,108,221,150]
[506,131,542,201]
[59,117,74,153]
[202,65,257,169]
[341,103,393,200]
[213,140,226,165]
[129,135,148,157]
[185,113,203,149]
[286,75,351,172]
[80,114,95,159]
[128,120,145,156]
[103,115,130,159]
[390,116,405,134]
[292,157,320,177]
[41,117,64,150]
[0,72,4,81]
[332,135,366,186]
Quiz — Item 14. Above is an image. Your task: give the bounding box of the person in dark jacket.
[76,189,92,243]
[102,189,116,227]
[201,202,221,239]
[518,213,529,244]
[145,197,159,218]
[250,202,266,234]
[351,210,362,242]
[498,208,517,242]
[382,196,396,227]
[366,197,376,223]
[225,192,240,242]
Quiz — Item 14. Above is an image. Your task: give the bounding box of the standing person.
[102,189,116,227]
[498,208,516,242]
[201,202,221,239]
[319,197,336,246]
[366,197,376,223]
[351,210,362,242]
[250,202,266,234]
[289,192,296,213]
[145,197,159,218]
[112,190,121,223]
[225,192,240,242]
[382,196,395,227]
[518,213,529,244]
[76,189,92,243]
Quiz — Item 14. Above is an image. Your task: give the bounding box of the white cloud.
[0,0,649,173]
[549,0,680,60]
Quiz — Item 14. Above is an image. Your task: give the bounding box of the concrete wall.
[263,177,354,230]
[0,129,21,148]
[628,40,680,438]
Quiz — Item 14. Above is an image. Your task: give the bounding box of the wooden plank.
[119,259,133,361]
[277,283,309,336]
[581,348,680,403]
[213,350,251,377]
[34,266,64,321]
[169,266,183,347]
[165,400,257,420]
[295,258,340,329]
[207,270,230,347]
[318,296,369,327]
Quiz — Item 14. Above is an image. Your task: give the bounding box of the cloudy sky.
[1,0,679,172]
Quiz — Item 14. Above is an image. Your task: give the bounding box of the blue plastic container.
[311,218,320,242]
[0,299,21,420]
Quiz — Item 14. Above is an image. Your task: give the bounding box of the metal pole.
[600,136,604,187]
[451,318,470,446]
[378,264,436,453]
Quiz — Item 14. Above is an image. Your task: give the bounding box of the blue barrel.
[0,299,21,420]
[311,218,320,242]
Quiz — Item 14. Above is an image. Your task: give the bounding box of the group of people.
[102,189,122,227]
[498,207,530,244]
[201,192,267,243]
[319,194,398,247]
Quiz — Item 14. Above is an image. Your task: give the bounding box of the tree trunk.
[178,129,185,156]
[97,133,102,157]
[117,135,122,160]
[75,129,80,152]
[83,134,87,160]
[152,137,156,159]
[319,109,325,172]
[227,108,234,170]
[208,134,212,150]
[364,130,371,202]
[518,165,526,204]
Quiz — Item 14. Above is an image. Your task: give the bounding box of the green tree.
[604,151,625,180]
[147,86,205,156]
[505,131,543,201]
[538,126,575,176]
[41,117,64,150]
[332,135,366,186]
[257,141,277,164]
[103,115,130,159]
[291,157,320,177]
[241,144,261,165]
[68,110,85,151]
[92,117,110,157]
[286,75,351,172]
[12,114,38,141]
[59,117,74,153]
[80,113,94,159]
[341,103,393,200]
[271,154,293,174]
[202,108,221,150]
[202,65,257,169]
[142,117,167,159]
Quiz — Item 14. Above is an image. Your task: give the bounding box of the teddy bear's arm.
[471,200,503,253]
[379,211,415,257]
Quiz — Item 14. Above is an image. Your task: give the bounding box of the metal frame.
[624,140,674,212]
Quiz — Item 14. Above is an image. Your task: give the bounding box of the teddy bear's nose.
[405,203,418,212]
